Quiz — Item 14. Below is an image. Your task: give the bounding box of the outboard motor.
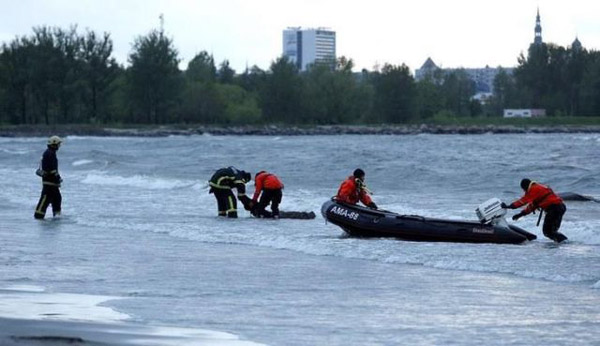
[475,198,508,227]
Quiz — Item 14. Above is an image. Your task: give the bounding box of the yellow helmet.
[47,135,63,146]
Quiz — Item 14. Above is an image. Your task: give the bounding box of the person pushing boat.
[502,178,568,243]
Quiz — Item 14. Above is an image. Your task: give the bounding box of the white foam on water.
[1,285,46,293]
[81,173,196,190]
[65,135,140,141]
[72,159,94,166]
[0,148,32,155]
[0,286,263,345]
[0,137,46,143]
[0,285,129,322]
[567,221,600,245]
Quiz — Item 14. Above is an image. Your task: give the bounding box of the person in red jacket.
[252,171,284,219]
[502,178,567,243]
[335,168,377,209]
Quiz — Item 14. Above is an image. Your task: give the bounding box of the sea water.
[0,134,599,345]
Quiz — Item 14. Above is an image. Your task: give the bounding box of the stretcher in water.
[321,198,537,244]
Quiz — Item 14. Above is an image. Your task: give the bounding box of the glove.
[367,202,378,210]
[244,200,255,212]
[500,202,508,209]
[238,195,251,210]
[512,212,524,221]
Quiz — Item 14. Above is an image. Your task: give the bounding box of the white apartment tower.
[283,27,336,71]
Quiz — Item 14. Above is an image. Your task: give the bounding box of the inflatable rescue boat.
[321,198,536,244]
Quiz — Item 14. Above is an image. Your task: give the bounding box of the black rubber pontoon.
[321,200,536,244]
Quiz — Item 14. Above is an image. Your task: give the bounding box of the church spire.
[534,8,543,45]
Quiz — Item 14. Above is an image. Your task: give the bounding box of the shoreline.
[2,123,600,137]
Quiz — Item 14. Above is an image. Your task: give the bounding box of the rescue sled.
[321,198,536,244]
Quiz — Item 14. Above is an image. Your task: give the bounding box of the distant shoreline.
[1,124,600,137]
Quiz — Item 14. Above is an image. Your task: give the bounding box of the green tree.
[514,43,550,109]
[415,69,444,119]
[217,84,261,124]
[217,59,235,84]
[261,57,304,123]
[236,65,266,93]
[303,56,363,124]
[487,68,518,116]
[372,63,416,123]
[579,51,600,116]
[441,69,475,116]
[186,51,216,83]
[0,37,32,124]
[180,51,223,123]
[79,30,119,123]
[179,81,225,123]
[565,46,586,115]
[128,29,181,123]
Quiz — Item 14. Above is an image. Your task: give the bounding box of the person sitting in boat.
[208,166,252,218]
[335,168,377,209]
[251,171,284,219]
[502,178,567,243]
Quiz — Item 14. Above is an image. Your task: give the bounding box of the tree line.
[1,25,599,126]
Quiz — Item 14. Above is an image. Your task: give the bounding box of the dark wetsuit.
[34,147,62,219]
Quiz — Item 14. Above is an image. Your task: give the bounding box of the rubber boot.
[227,211,238,218]
[552,233,568,243]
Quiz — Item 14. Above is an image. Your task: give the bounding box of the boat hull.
[321,200,536,244]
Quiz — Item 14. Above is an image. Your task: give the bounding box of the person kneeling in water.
[251,171,284,219]
[502,178,568,243]
[335,168,377,209]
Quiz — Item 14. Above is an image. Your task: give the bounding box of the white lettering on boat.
[330,206,360,221]
[472,227,494,234]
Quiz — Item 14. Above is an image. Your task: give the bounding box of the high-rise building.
[282,27,336,71]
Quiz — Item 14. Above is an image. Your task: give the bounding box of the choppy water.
[1,134,599,345]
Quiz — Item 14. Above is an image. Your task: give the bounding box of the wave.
[65,135,143,141]
[0,137,45,144]
[81,173,197,190]
[72,159,94,167]
[79,211,599,288]
[0,148,33,155]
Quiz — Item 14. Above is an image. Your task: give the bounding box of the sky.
[1,0,599,73]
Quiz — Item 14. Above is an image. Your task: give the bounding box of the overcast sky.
[1,0,599,73]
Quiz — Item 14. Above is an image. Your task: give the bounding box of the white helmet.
[47,135,63,146]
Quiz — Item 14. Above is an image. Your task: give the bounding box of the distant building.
[416,8,583,98]
[283,27,336,71]
[414,57,439,81]
[503,109,546,118]
[414,57,513,94]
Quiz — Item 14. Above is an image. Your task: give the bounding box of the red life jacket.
[253,172,284,201]
[510,182,563,215]
[336,176,372,206]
